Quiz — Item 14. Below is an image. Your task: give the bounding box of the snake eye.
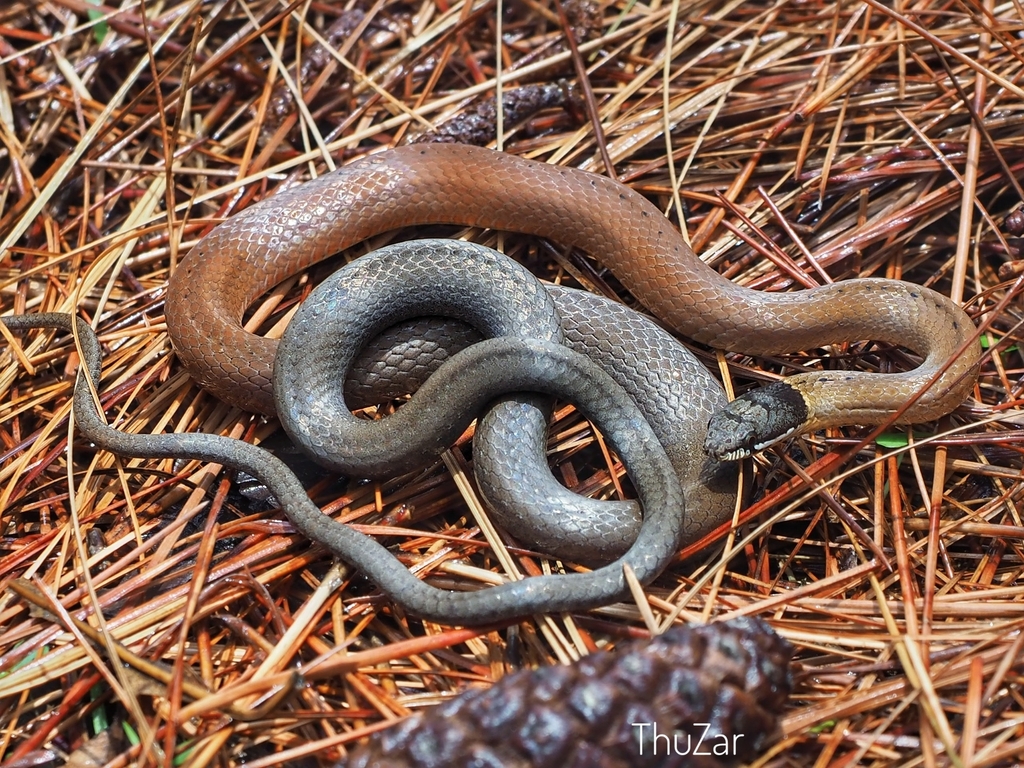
[704,382,808,461]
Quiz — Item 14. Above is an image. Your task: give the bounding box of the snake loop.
[273,239,736,564]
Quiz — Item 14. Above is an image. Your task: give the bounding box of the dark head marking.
[704,382,808,461]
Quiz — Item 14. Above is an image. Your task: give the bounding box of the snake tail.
[2,313,688,623]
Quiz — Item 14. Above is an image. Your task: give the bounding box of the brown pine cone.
[411,83,579,146]
[338,617,792,768]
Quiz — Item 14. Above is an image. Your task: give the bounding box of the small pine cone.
[338,617,792,768]
[412,83,578,146]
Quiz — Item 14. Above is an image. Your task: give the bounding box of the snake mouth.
[704,381,808,461]
[709,425,800,462]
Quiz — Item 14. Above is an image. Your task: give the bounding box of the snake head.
[704,382,808,461]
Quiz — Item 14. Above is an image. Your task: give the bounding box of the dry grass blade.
[1,0,1023,766]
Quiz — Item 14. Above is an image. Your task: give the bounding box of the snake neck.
[704,279,980,460]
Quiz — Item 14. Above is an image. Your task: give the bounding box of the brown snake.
[166,143,980,459]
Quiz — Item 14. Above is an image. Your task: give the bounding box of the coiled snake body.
[272,240,737,565]
[165,144,980,615]
[166,143,980,463]
[4,144,981,623]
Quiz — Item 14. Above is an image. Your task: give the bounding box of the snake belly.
[270,239,735,565]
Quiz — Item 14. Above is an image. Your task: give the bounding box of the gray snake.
[274,240,735,565]
[3,305,688,625]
